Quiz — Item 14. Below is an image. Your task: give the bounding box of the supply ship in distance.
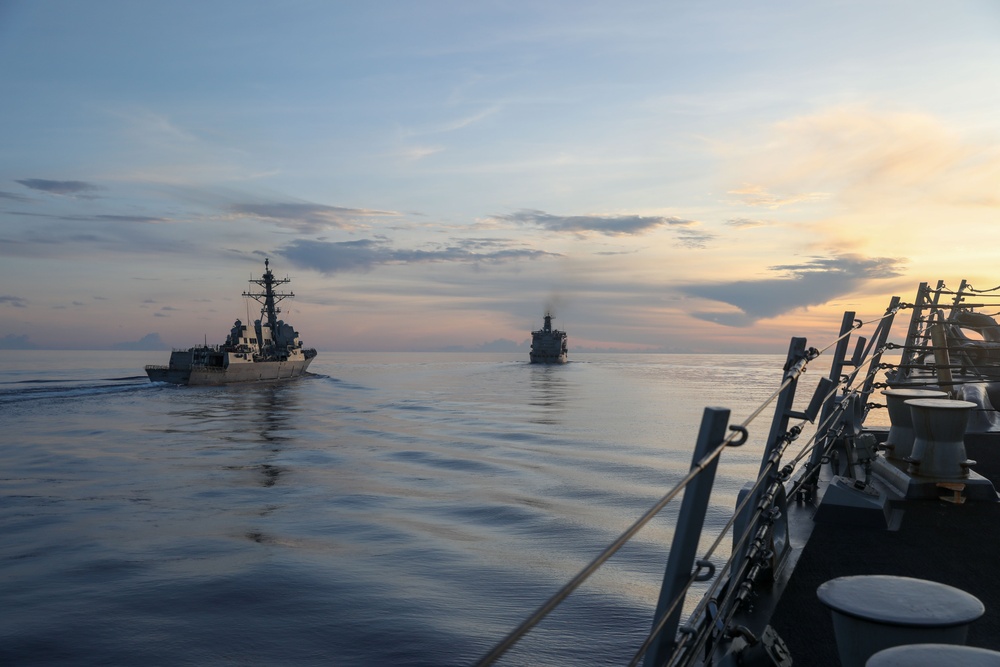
[529,313,568,364]
[145,259,317,385]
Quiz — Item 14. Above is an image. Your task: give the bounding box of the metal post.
[808,318,854,478]
[898,282,930,377]
[859,296,900,402]
[645,407,730,667]
[898,281,944,382]
[760,338,807,477]
[732,339,806,569]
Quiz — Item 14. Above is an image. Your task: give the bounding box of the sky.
[2,1,1000,352]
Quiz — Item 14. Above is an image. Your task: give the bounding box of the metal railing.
[476,295,906,666]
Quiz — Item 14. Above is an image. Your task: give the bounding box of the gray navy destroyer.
[483,280,1000,666]
[145,259,317,385]
[529,313,568,364]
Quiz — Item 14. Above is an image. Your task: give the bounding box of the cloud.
[675,228,715,249]
[230,202,398,233]
[15,179,102,197]
[492,209,697,236]
[0,190,30,202]
[728,185,829,209]
[112,333,168,351]
[0,295,27,307]
[93,214,169,223]
[725,217,770,229]
[680,254,905,326]
[0,334,37,349]
[0,216,196,259]
[278,237,560,275]
[5,210,169,224]
[731,107,1000,210]
[395,145,445,161]
[417,107,500,135]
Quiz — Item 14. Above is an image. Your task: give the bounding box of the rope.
[476,427,746,665]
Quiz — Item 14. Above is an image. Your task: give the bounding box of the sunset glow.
[2,2,999,352]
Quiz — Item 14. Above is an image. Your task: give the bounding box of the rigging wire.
[477,297,936,666]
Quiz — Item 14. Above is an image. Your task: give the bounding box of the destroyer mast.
[243,258,294,354]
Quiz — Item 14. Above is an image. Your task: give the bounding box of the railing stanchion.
[645,407,730,667]
[807,318,855,484]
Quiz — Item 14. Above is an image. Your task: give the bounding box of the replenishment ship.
[482,280,1000,665]
[145,259,317,385]
[529,313,568,364]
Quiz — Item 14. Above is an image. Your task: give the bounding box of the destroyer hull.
[146,357,314,386]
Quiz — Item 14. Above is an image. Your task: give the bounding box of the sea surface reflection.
[1,350,794,665]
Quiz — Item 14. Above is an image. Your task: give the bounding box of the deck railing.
[477,294,907,666]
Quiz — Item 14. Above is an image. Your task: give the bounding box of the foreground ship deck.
[770,437,1000,663]
[145,259,317,385]
[480,280,1000,665]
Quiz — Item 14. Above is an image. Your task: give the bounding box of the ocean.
[1,350,809,666]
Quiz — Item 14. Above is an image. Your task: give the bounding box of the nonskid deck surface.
[769,436,1000,664]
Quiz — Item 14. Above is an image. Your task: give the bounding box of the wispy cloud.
[727,185,828,209]
[408,107,501,136]
[395,145,445,161]
[732,107,1000,210]
[675,228,714,249]
[230,202,399,233]
[6,210,169,224]
[0,190,30,202]
[279,237,560,275]
[0,295,28,307]
[681,254,905,326]
[93,214,170,223]
[492,209,697,237]
[15,179,103,197]
[725,217,770,229]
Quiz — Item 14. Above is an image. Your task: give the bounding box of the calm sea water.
[1,351,810,666]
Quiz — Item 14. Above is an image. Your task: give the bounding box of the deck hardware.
[727,425,748,447]
[693,559,715,582]
[726,624,756,644]
[706,599,725,633]
[937,482,967,504]
[794,376,834,422]
[849,336,867,366]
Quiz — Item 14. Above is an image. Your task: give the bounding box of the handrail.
[477,293,906,666]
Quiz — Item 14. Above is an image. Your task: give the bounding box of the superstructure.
[145,259,317,385]
[529,313,568,364]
